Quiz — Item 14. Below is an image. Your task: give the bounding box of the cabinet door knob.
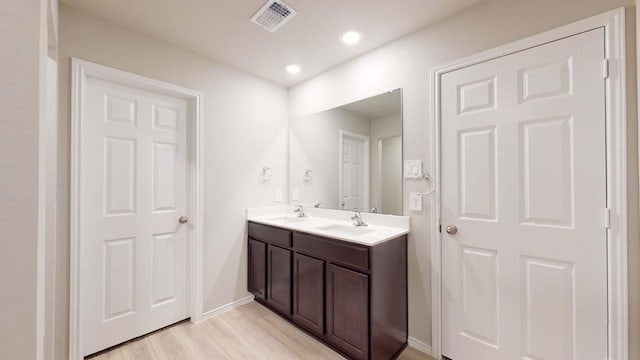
[178,216,189,224]
[445,225,458,235]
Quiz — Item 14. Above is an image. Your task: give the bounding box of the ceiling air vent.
[250,0,297,32]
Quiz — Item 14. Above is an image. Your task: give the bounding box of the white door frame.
[338,130,371,211]
[429,8,628,360]
[69,59,204,360]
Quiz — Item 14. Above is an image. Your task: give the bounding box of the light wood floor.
[90,301,435,360]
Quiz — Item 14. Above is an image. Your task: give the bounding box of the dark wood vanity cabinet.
[247,222,293,315]
[293,253,325,337]
[247,221,408,360]
[326,263,369,359]
[267,245,292,314]
[247,239,266,299]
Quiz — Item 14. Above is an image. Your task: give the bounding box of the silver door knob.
[178,216,189,224]
[445,225,458,235]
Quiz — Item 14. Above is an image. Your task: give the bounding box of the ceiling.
[61,0,485,87]
[342,89,402,119]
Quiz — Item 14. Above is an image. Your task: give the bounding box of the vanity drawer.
[293,232,369,272]
[248,222,292,248]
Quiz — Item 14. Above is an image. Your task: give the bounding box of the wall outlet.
[275,189,282,202]
[292,188,299,202]
[404,160,422,179]
[410,192,422,211]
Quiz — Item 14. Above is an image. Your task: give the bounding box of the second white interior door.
[82,76,189,355]
[440,28,607,360]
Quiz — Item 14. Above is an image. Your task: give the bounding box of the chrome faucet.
[294,204,308,218]
[351,210,368,227]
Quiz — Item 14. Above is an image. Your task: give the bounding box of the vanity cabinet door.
[267,245,292,315]
[293,253,325,337]
[248,239,266,299]
[326,264,369,360]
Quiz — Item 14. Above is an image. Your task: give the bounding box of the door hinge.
[604,208,611,229]
[439,218,442,233]
[603,59,610,79]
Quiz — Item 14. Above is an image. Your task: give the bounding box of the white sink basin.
[267,216,310,224]
[315,224,376,236]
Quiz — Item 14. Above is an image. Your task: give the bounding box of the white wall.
[289,0,638,349]
[57,5,288,358]
[0,0,49,359]
[290,108,370,208]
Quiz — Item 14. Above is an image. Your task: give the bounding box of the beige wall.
[57,5,288,358]
[0,0,49,359]
[289,0,638,350]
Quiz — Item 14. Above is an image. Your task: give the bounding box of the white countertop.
[247,207,410,246]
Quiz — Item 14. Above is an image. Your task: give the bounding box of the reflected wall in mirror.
[290,89,403,215]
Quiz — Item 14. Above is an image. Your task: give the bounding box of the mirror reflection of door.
[289,89,402,215]
[379,135,402,215]
[339,131,370,211]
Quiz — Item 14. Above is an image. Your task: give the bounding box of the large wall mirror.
[290,89,403,215]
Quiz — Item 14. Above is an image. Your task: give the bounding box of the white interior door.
[441,29,607,360]
[340,132,369,211]
[81,77,189,355]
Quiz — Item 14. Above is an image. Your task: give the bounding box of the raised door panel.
[293,253,325,337]
[460,247,499,348]
[105,95,136,125]
[248,239,267,299]
[519,116,573,227]
[103,137,136,215]
[458,127,497,221]
[326,264,369,360]
[152,142,177,212]
[521,257,575,360]
[103,237,135,321]
[267,245,292,315]
[151,233,178,306]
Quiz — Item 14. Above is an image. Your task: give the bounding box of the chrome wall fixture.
[261,166,273,181]
[303,169,313,182]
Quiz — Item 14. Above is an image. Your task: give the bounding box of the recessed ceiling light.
[286,64,301,74]
[341,30,361,45]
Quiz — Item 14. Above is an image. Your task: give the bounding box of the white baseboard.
[408,336,433,356]
[198,295,255,322]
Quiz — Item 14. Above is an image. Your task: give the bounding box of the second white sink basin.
[315,224,376,236]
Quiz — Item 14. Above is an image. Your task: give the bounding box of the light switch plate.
[410,192,422,211]
[404,160,422,179]
[275,189,282,202]
[292,188,299,202]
